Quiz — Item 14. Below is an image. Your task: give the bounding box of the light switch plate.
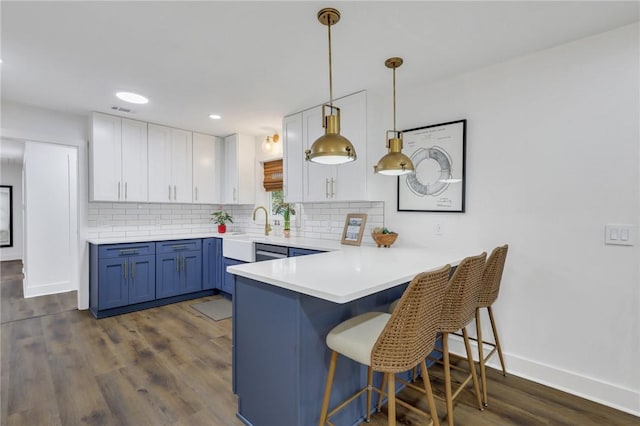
[605,224,635,246]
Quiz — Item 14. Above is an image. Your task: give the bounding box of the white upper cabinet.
[283,91,377,202]
[282,113,304,203]
[193,132,222,204]
[223,134,255,204]
[148,124,193,203]
[90,112,148,202]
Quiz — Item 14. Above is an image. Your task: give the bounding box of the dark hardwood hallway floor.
[1,259,638,425]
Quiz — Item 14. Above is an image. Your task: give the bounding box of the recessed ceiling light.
[208,114,221,120]
[116,92,148,104]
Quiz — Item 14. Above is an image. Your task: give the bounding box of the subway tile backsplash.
[87,201,384,245]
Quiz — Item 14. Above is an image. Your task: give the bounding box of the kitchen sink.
[223,236,255,262]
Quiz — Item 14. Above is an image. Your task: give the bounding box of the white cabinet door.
[332,91,367,201]
[282,113,304,203]
[223,134,255,204]
[193,132,221,204]
[121,118,148,202]
[170,128,193,203]
[223,134,239,204]
[90,113,122,201]
[303,106,331,202]
[147,124,173,202]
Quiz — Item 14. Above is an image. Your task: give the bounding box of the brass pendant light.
[374,57,415,176]
[305,8,357,165]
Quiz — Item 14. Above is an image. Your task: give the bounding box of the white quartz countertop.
[227,247,468,304]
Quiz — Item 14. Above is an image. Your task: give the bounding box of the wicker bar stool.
[434,252,486,426]
[474,244,509,406]
[318,265,451,426]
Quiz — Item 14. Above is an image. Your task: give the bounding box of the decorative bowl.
[371,232,398,248]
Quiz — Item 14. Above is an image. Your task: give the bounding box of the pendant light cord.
[328,18,333,107]
[393,65,397,132]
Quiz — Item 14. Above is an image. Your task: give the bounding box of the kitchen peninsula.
[228,246,467,426]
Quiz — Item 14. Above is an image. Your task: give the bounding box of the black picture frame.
[397,119,466,213]
[0,185,13,248]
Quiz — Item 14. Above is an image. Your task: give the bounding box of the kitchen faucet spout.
[253,206,272,236]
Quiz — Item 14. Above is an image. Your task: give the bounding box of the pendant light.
[305,8,357,165]
[374,57,415,176]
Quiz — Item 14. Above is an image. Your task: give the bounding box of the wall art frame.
[397,119,466,213]
[0,185,13,248]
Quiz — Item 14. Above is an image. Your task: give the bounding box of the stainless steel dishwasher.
[254,243,288,262]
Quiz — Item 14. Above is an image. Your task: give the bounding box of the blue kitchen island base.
[233,275,413,426]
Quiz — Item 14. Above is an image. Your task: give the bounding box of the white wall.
[0,160,24,261]
[370,24,640,414]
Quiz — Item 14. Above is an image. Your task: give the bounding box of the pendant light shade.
[374,57,414,176]
[305,8,357,165]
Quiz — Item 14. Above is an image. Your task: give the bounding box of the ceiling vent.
[111,105,134,113]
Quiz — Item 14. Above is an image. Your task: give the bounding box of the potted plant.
[210,210,233,234]
[275,202,296,238]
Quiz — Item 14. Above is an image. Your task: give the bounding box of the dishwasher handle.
[255,250,288,260]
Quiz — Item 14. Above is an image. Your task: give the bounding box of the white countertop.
[227,247,468,304]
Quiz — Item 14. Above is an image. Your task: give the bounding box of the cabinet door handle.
[233,188,237,202]
[123,261,127,279]
[131,260,135,278]
[331,178,336,197]
[176,255,179,272]
[195,186,198,201]
[125,182,128,200]
[182,255,186,272]
[118,182,121,200]
[325,178,330,198]
[168,185,172,201]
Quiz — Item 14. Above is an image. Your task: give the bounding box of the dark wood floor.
[1,259,638,426]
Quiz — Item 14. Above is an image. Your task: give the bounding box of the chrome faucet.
[253,206,272,236]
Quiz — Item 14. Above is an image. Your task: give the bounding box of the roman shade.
[263,159,283,192]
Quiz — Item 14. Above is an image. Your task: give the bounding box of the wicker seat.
[474,244,509,406]
[319,265,452,426]
[436,252,487,426]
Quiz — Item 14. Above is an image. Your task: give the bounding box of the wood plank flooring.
[1,259,638,425]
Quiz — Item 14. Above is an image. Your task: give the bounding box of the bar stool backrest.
[371,264,451,374]
[440,252,487,333]
[477,245,509,308]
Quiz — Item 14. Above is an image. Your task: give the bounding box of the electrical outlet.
[435,223,443,236]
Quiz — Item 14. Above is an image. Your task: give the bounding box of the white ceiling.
[1,1,638,138]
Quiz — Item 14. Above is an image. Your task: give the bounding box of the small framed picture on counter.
[341,213,367,246]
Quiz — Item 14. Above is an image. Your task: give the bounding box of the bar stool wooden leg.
[462,327,484,411]
[366,367,373,422]
[420,360,440,426]
[476,309,488,406]
[442,332,454,426]
[387,373,396,426]
[488,306,507,376]
[319,351,338,426]
[377,373,388,412]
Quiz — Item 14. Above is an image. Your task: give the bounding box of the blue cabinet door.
[203,238,222,290]
[156,252,181,298]
[128,254,156,304]
[182,251,203,294]
[98,258,128,309]
[222,257,245,295]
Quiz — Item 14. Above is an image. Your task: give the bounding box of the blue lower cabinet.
[156,250,202,298]
[90,239,212,318]
[202,238,223,290]
[92,243,156,312]
[222,257,245,296]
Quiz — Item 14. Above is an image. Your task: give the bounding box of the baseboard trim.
[447,335,640,417]
[23,280,75,298]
